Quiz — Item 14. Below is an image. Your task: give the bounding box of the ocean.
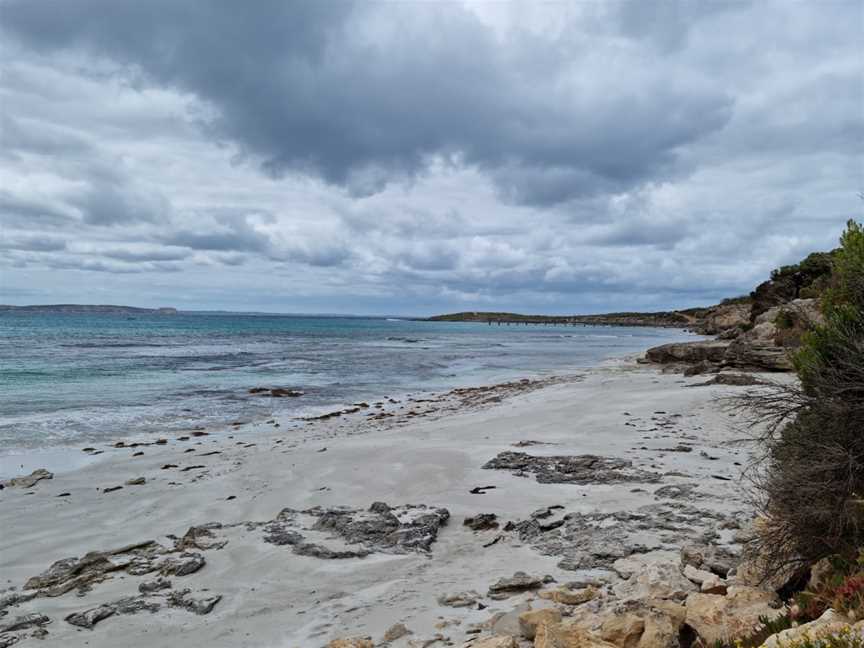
[0,311,695,452]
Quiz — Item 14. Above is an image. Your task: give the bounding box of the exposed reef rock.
[483,451,661,485]
[260,502,450,558]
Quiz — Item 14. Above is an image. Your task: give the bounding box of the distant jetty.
[0,304,178,315]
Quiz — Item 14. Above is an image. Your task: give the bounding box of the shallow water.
[0,311,695,451]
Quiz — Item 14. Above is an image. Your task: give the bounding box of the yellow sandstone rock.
[519,608,563,639]
[538,586,597,606]
[534,622,617,648]
[327,638,374,648]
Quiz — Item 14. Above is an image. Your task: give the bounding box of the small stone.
[125,477,146,486]
[382,622,411,641]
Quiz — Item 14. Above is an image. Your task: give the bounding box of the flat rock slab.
[262,501,450,558]
[483,451,660,484]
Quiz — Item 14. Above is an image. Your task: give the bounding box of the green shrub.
[740,220,864,572]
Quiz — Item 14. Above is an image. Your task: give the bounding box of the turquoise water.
[0,312,694,450]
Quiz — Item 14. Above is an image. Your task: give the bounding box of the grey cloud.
[2,0,734,206]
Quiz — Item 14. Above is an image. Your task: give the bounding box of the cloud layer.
[1,0,861,314]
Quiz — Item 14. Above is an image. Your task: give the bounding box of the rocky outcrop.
[483,452,661,485]
[695,302,752,336]
[683,586,782,645]
[644,341,730,365]
[0,469,53,489]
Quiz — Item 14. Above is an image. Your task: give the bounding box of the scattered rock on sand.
[0,469,53,489]
[437,591,482,608]
[125,477,146,486]
[327,638,373,648]
[488,572,547,598]
[138,578,171,594]
[166,589,221,615]
[65,605,115,629]
[382,622,411,641]
[464,513,498,531]
[0,613,50,634]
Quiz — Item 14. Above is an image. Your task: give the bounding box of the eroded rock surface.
[260,502,450,558]
[483,452,660,485]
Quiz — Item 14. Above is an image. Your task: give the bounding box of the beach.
[0,357,759,647]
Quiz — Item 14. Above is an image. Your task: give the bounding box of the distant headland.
[0,304,178,315]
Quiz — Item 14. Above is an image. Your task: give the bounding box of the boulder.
[684,586,782,645]
[538,587,596,606]
[534,622,617,648]
[468,638,518,648]
[612,551,696,602]
[598,614,644,648]
[697,302,752,335]
[327,639,374,648]
[759,610,856,648]
[519,609,563,639]
[644,341,730,365]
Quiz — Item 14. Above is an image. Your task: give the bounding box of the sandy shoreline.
[0,359,759,647]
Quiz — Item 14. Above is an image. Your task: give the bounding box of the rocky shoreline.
[0,358,786,648]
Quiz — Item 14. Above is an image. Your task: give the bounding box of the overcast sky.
[1,1,862,315]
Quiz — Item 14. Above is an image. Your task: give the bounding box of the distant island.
[0,304,178,315]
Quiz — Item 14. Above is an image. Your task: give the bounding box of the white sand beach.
[0,359,759,647]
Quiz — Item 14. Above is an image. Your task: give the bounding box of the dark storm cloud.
[1,0,733,206]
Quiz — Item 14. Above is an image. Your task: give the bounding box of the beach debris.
[0,469,53,489]
[463,513,498,531]
[125,477,146,486]
[483,451,661,485]
[160,464,178,470]
[469,485,496,494]
[102,486,123,493]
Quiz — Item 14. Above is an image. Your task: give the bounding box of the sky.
[0,0,862,316]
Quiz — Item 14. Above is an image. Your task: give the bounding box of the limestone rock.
[64,605,115,629]
[538,587,596,606]
[483,452,660,485]
[599,614,644,648]
[534,622,618,648]
[437,591,482,608]
[760,609,857,648]
[488,572,546,597]
[519,609,562,639]
[464,514,499,531]
[0,613,50,634]
[644,341,729,365]
[684,586,781,645]
[0,469,53,489]
[383,622,411,641]
[328,639,374,648]
[612,551,696,602]
[467,638,518,648]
